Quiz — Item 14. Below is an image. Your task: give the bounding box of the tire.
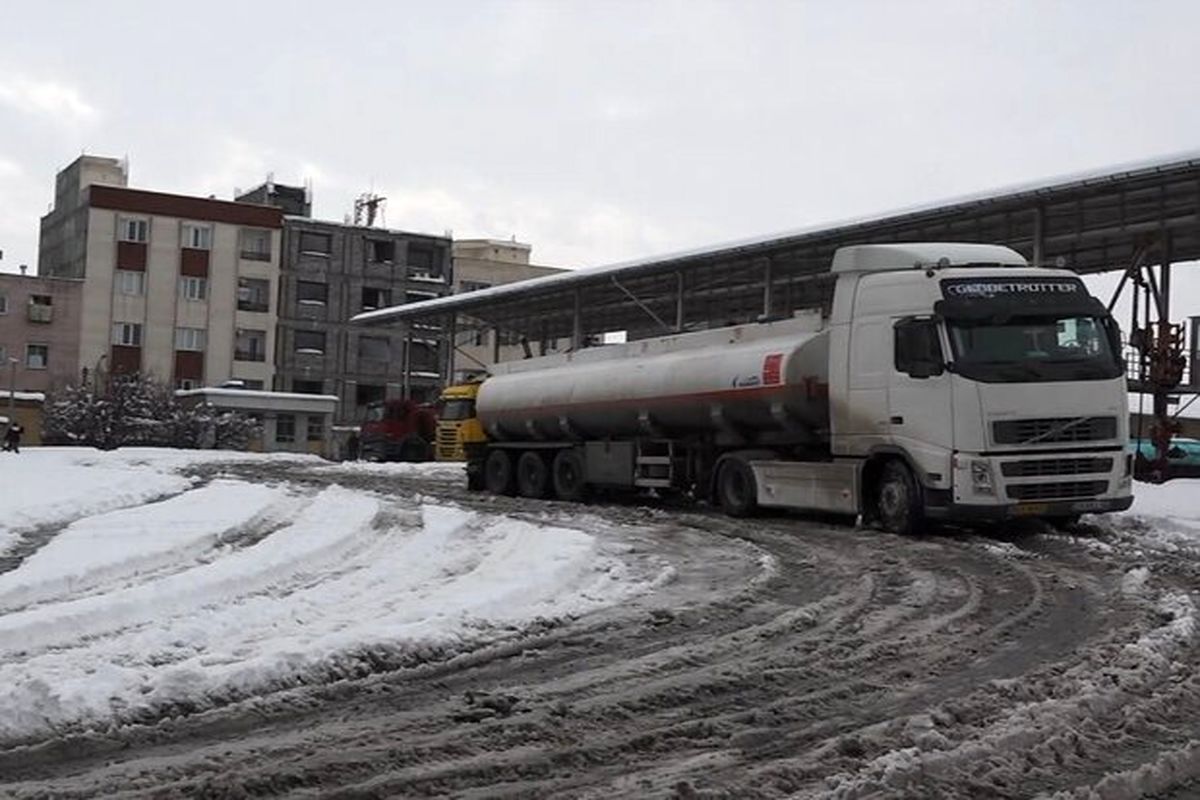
[466,463,485,491]
[1049,514,1082,531]
[716,458,758,517]
[399,436,429,463]
[517,451,551,499]
[874,460,924,535]
[552,449,588,502]
[484,449,516,495]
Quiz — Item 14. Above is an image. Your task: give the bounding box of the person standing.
[3,422,21,453]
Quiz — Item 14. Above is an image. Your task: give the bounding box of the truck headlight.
[971,460,995,495]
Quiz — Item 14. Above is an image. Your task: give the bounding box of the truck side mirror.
[894,318,946,379]
[907,360,941,379]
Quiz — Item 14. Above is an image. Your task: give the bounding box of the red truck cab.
[360,399,437,462]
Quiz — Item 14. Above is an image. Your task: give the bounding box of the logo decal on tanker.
[762,353,783,385]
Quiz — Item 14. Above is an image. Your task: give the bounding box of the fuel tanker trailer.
[459,243,1134,534]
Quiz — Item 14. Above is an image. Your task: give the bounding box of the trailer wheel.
[517,451,551,498]
[717,458,758,517]
[874,460,924,535]
[484,449,516,495]
[552,449,588,502]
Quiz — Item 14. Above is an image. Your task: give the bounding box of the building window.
[119,217,148,243]
[410,340,439,371]
[298,231,332,255]
[295,330,326,355]
[115,269,146,296]
[240,228,271,260]
[0,293,7,314]
[179,276,208,302]
[361,286,391,311]
[26,343,48,369]
[408,243,433,270]
[358,335,389,361]
[276,413,296,443]
[175,327,206,351]
[367,239,395,263]
[237,277,270,312]
[356,383,385,407]
[297,280,327,306]
[235,329,267,362]
[26,293,53,324]
[111,321,143,347]
[306,416,324,442]
[182,223,212,250]
[292,379,324,394]
[0,344,6,362]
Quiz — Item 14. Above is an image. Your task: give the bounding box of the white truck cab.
[827,244,1133,529]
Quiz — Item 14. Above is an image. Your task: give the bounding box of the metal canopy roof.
[355,150,1200,344]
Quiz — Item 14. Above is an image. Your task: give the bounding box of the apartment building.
[0,270,83,392]
[237,181,454,421]
[38,156,284,389]
[450,239,566,382]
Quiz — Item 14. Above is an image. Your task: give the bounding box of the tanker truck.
[460,243,1134,534]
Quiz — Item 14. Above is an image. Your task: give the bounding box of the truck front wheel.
[517,451,551,498]
[484,449,516,495]
[717,458,758,517]
[874,460,924,535]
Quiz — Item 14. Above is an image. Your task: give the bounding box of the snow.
[0,448,661,744]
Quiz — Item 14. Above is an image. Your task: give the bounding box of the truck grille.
[1000,458,1113,478]
[1006,480,1108,501]
[992,416,1117,445]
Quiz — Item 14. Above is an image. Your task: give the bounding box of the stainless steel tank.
[477,316,831,442]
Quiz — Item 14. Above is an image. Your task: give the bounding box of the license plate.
[1012,502,1050,516]
[1072,500,1107,512]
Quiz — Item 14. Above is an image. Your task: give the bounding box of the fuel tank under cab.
[477,314,831,441]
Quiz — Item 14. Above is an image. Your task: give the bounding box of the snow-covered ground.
[0,448,666,745]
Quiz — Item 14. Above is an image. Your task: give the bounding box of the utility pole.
[7,356,16,429]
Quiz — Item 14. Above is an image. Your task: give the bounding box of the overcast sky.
[2,0,1199,317]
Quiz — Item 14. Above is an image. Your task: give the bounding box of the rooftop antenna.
[265,171,275,194]
[353,192,386,227]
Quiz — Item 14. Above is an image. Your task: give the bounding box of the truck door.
[888,317,954,486]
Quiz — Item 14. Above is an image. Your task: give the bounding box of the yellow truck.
[435,381,486,461]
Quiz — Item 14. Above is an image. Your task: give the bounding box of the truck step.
[634,478,673,488]
[635,456,672,466]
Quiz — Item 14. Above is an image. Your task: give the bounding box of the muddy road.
[1,462,1197,799]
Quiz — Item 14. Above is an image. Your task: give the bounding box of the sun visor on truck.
[934,277,1106,321]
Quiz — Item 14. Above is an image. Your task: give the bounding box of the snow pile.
[0,450,193,554]
[0,450,658,744]
[315,459,467,482]
[0,481,296,612]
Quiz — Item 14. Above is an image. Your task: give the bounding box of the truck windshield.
[440,399,475,420]
[946,315,1122,383]
[365,404,385,422]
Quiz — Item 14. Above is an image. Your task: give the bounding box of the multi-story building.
[38,156,284,389]
[237,182,454,420]
[0,269,84,393]
[450,239,566,382]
